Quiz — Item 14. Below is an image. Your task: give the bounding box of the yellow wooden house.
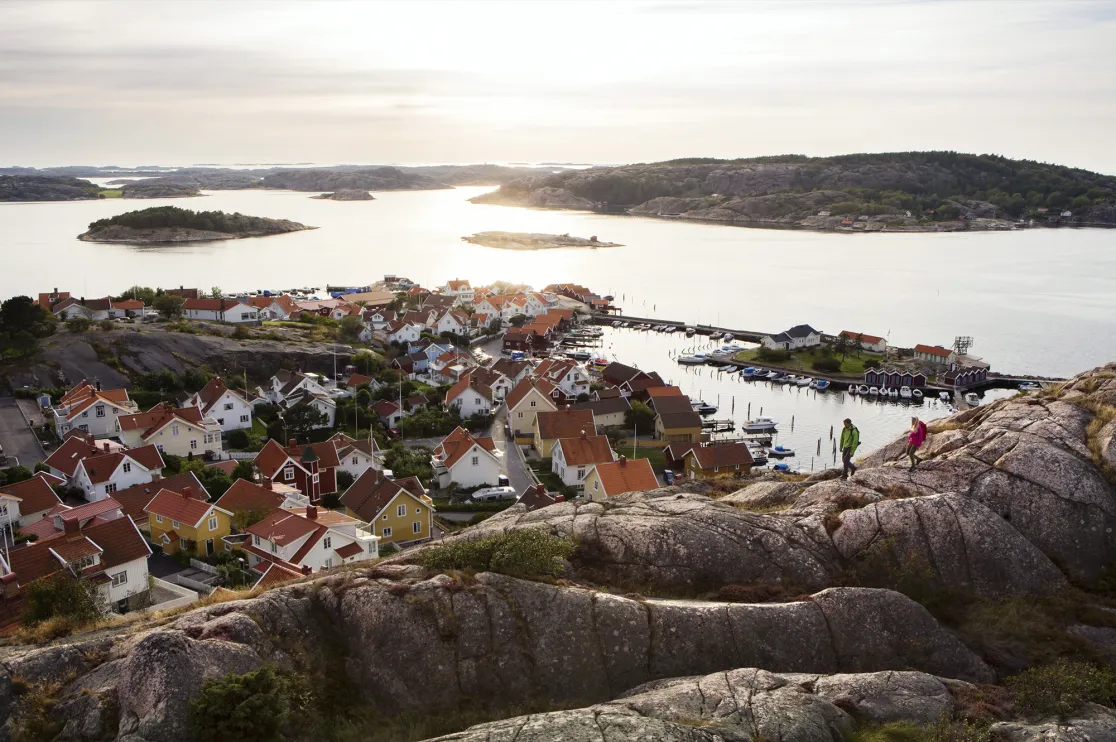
[145,488,234,557]
[339,469,435,546]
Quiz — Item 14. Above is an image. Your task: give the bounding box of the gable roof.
[433,427,498,469]
[839,330,885,345]
[9,516,150,585]
[591,457,659,496]
[535,408,595,440]
[118,405,205,437]
[77,445,163,484]
[657,410,703,430]
[253,439,298,479]
[687,443,754,470]
[246,508,320,546]
[649,395,694,415]
[194,377,246,415]
[43,436,100,477]
[555,434,614,466]
[785,324,820,338]
[570,396,630,418]
[340,469,428,522]
[601,362,644,385]
[111,472,208,521]
[446,374,494,404]
[145,489,220,527]
[505,377,558,411]
[0,473,62,515]
[516,483,561,512]
[915,344,953,358]
[646,386,684,399]
[214,479,285,513]
[254,561,304,589]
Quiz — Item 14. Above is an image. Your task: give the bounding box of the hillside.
[0,174,101,201]
[3,363,1116,740]
[472,151,1116,230]
[77,205,312,243]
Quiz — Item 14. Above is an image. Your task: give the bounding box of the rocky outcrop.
[0,174,98,201]
[260,166,448,192]
[991,704,1116,740]
[313,189,375,200]
[471,186,595,210]
[430,668,972,741]
[77,219,310,243]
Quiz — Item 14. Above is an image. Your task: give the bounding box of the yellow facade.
[681,456,748,481]
[509,389,556,437]
[655,417,702,444]
[122,420,214,458]
[350,492,434,546]
[150,507,233,556]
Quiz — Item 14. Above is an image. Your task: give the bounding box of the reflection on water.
[1,185,1114,376]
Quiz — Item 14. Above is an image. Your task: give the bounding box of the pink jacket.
[909,421,928,448]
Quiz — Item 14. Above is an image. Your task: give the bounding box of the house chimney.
[182,486,192,499]
[554,495,565,503]
[102,442,110,452]
[302,565,312,575]
[306,506,317,520]
[95,380,101,392]
[619,455,627,467]
[262,477,272,490]
[152,473,161,482]
[288,438,297,450]
[63,518,79,536]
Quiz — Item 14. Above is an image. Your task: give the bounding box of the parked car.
[471,486,517,503]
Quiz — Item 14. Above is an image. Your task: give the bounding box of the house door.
[205,539,214,556]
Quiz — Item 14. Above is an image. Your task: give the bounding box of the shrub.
[231,325,251,340]
[756,346,790,362]
[98,319,116,332]
[420,530,574,579]
[336,470,355,492]
[1007,660,1116,719]
[189,666,288,742]
[8,681,62,742]
[811,356,842,373]
[65,317,91,333]
[22,572,105,627]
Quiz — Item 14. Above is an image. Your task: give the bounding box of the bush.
[1007,660,1116,719]
[65,317,92,333]
[189,666,288,742]
[226,429,251,450]
[420,530,575,579]
[231,325,251,340]
[22,573,105,627]
[811,356,842,373]
[756,346,790,362]
[336,470,355,492]
[98,319,116,332]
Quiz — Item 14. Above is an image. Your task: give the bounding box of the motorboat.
[796,377,812,387]
[869,387,879,396]
[848,383,857,394]
[741,367,757,378]
[742,417,778,431]
[691,401,718,415]
[772,463,794,473]
[593,357,609,367]
[782,374,796,385]
[1018,381,1041,391]
[911,388,923,401]
[858,384,869,395]
[745,441,768,466]
[723,333,734,342]
[888,388,900,399]
[685,327,696,336]
[939,391,951,402]
[899,386,912,400]
[965,392,981,406]
[766,371,782,381]
[768,445,795,458]
[678,354,706,365]
[815,380,831,391]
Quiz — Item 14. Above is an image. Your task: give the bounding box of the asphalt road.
[492,409,535,495]
[0,396,45,469]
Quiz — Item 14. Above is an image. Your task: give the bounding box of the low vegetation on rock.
[78,205,312,243]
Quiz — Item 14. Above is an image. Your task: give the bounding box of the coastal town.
[0,273,1034,633]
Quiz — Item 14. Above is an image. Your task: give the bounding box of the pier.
[592,314,770,343]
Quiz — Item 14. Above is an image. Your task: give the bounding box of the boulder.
[990,703,1116,741]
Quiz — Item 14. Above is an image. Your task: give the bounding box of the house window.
[105,483,117,494]
[179,538,188,550]
[517,412,523,419]
[172,425,180,436]
[172,520,180,528]
[190,439,198,450]
[240,415,249,423]
[82,411,88,418]
[253,535,261,546]
[224,402,235,410]
[312,473,319,483]
[530,401,536,408]
[382,514,388,520]
[368,542,376,554]
[208,516,218,531]
[352,456,358,465]
[271,541,278,553]
[96,405,105,418]
[415,507,421,514]
[123,462,131,473]
[382,526,392,538]
[412,521,421,534]
[397,504,406,517]
[594,480,600,492]
[79,424,88,431]
[577,468,586,480]
[324,557,333,568]
[155,514,163,524]
[471,456,478,466]
[111,571,127,587]
[323,536,332,549]
[285,468,294,481]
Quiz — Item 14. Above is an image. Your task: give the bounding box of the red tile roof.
[247,509,319,546]
[646,386,684,398]
[432,427,497,469]
[214,479,285,514]
[252,439,293,480]
[505,377,558,411]
[86,515,151,568]
[145,489,219,526]
[254,561,304,589]
[0,474,62,516]
[688,443,754,470]
[516,484,561,511]
[340,469,427,522]
[334,542,363,559]
[840,331,885,345]
[555,435,614,466]
[535,409,595,441]
[592,457,658,497]
[111,472,208,521]
[915,344,953,358]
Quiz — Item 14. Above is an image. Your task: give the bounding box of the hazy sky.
[2,0,1115,172]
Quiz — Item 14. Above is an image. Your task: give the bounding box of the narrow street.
[491,408,534,495]
[0,396,46,468]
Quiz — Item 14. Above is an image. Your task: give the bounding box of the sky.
[2,0,1115,172]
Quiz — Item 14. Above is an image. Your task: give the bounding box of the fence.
[148,577,198,612]
[189,559,219,575]
[223,452,257,461]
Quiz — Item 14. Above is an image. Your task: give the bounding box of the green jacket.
[840,424,860,454]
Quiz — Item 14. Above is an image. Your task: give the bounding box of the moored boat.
[965,392,981,406]
[1018,381,1041,391]
[899,386,912,399]
[742,416,778,431]
[685,327,696,336]
[678,354,706,365]
[768,445,795,458]
[911,388,923,401]
[939,391,951,402]
[741,367,757,378]
[888,388,900,399]
[815,379,831,391]
[858,385,869,395]
[691,401,718,415]
[797,377,812,387]
[869,387,879,396]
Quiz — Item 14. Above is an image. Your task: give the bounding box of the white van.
[471,486,517,503]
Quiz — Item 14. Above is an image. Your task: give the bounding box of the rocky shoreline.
[312,189,375,201]
[77,221,313,243]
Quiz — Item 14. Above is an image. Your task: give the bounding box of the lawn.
[96,189,123,198]
[251,417,268,437]
[614,446,666,470]
[733,347,881,376]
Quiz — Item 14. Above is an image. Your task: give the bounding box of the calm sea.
[2,184,1114,378]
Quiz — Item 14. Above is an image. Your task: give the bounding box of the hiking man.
[906,416,928,471]
[840,418,859,480]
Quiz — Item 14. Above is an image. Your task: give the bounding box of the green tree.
[336,470,355,492]
[210,286,223,300]
[833,334,850,360]
[154,294,186,319]
[509,314,527,327]
[625,400,655,432]
[2,466,33,486]
[65,317,92,333]
[231,460,255,482]
[118,285,157,304]
[339,315,364,341]
[179,459,234,498]
[383,444,434,483]
[189,666,288,742]
[283,404,329,440]
[22,572,106,626]
[351,349,383,375]
[0,296,56,358]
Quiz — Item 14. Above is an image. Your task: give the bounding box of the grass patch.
[96,189,123,198]
[7,680,63,742]
[251,417,268,437]
[618,446,666,469]
[845,719,990,742]
[1085,403,1116,485]
[1007,660,1116,719]
[733,347,879,376]
[420,530,574,580]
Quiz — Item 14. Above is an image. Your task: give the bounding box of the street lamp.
[237,557,247,588]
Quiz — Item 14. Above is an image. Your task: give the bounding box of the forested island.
[462,231,622,250]
[311,189,375,201]
[77,206,313,243]
[471,152,1116,231]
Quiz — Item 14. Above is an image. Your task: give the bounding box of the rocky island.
[462,231,621,250]
[312,189,375,201]
[1,174,104,201]
[77,205,313,243]
[472,151,1116,231]
[4,362,1116,740]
